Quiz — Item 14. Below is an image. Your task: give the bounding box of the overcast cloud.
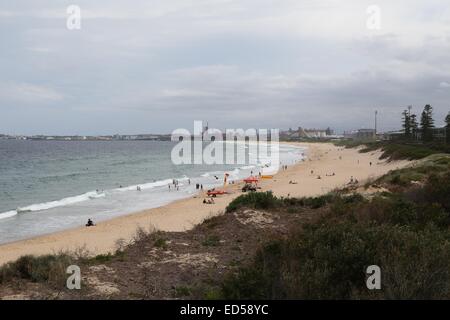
[1,0,450,135]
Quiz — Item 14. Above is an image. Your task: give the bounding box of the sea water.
[0,140,305,244]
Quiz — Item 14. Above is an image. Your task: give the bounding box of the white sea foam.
[0,210,18,220]
[0,142,307,245]
[115,178,174,192]
[17,191,105,213]
[1,143,306,222]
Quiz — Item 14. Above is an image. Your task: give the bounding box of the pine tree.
[410,114,418,140]
[420,104,435,142]
[446,112,450,144]
[402,109,411,138]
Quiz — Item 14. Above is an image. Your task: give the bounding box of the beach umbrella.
[243,176,259,184]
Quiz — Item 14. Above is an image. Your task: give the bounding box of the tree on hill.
[402,109,411,138]
[446,112,450,144]
[420,104,435,142]
[410,114,418,140]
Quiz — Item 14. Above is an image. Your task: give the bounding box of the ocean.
[0,140,305,244]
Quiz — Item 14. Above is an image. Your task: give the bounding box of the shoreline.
[0,143,411,266]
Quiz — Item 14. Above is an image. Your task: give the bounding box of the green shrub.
[221,221,450,299]
[297,194,336,209]
[226,192,280,212]
[91,253,114,263]
[390,174,409,186]
[220,171,450,300]
[203,288,224,300]
[173,286,191,298]
[422,173,450,212]
[336,140,449,161]
[0,253,74,287]
[154,238,167,249]
[202,235,221,247]
[222,266,272,299]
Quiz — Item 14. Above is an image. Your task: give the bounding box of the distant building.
[280,127,334,140]
[381,130,403,141]
[356,129,376,140]
[385,126,447,141]
[344,129,376,140]
[415,126,446,141]
[303,128,328,138]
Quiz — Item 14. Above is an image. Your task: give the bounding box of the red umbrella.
[243,176,259,184]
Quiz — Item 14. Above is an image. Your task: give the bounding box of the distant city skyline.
[1,0,450,135]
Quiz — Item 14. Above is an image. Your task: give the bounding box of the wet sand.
[0,143,410,266]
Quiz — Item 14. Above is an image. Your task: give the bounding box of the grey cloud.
[0,0,450,135]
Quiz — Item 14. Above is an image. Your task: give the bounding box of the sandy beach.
[0,143,411,266]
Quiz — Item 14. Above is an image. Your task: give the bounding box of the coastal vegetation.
[335,139,450,161]
[0,253,75,288]
[1,146,450,299]
[220,156,450,299]
[336,105,450,161]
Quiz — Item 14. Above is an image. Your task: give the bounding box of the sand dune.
[0,143,410,266]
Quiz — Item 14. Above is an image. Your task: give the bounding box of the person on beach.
[370,162,372,166]
[86,219,95,227]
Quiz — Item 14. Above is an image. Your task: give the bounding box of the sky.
[1,0,450,135]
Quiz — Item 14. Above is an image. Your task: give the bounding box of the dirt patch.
[359,185,391,198]
[139,252,219,269]
[1,294,30,300]
[85,275,120,297]
[0,204,316,299]
[234,210,276,228]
